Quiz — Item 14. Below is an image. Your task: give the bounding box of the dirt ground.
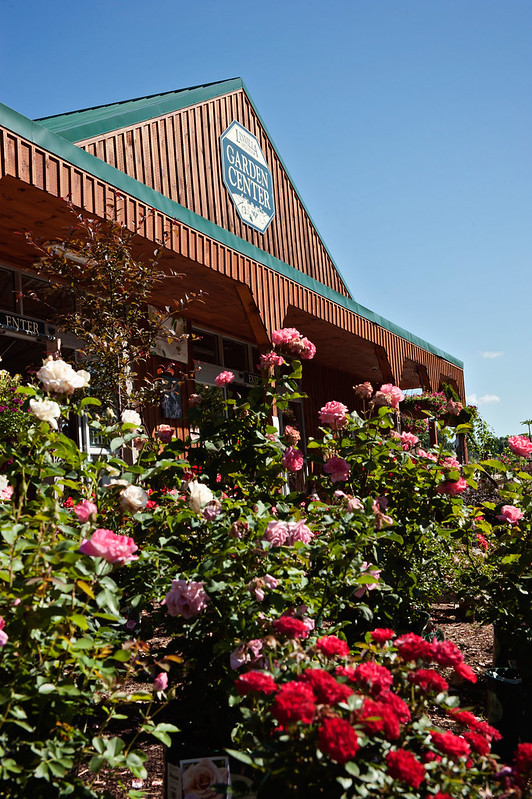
[88,604,494,798]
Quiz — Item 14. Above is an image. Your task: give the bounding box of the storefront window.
[0,269,15,312]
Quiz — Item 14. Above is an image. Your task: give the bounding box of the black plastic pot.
[486,667,523,762]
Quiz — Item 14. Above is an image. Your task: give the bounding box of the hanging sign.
[0,312,47,337]
[220,121,275,233]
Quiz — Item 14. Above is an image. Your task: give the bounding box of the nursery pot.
[485,667,523,762]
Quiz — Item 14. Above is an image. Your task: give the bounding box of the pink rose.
[162,579,210,619]
[283,446,304,472]
[79,528,138,565]
[417,449,438,462]
[156,424,174,444]
[398,432,419,450]
[271,328,316,360]
[154,672,168,691]
[354,562,381,598]
[437,477,467,496]
[0,616,7,647]
[508,435,532,458]
[442,456,461,469]
[319,401,349,430]
[260,351,285,369]
[497,505,524,525]
[215,371,234,387]
[74,499,98,523]
[263,521,289,546]
[286,520,314,545]
[353,382,373,400]
[372,383,404,410]
[446,399,463,416]
[324,456,351,483]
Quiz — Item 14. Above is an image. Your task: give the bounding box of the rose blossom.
[263,520,289,546]
[188,480,214,512]
[431,731,471,759]
[214,370,234,387]
[153,672,168,692]
[36,356,89,395]
[316,635,350,658]
[162,579,210,619]
[282,446,304,472]
[436,476,467,495]
[497,504,524,524]
[0,616,7,647]
[285,520,314,545]
[318,717,359,763]
[271,681,315,724]
[432,639,463,667]
[385,750,426,789]
[324,456,350,483]
[119,484,148,514]
[271,328,316,360]
[202,499,222,520]
[259,351,285,369]
[372,383,405,410]
[370,628,396,644]
[121,409,142,432]
[319,401,349,430]
[398,431,419,450]
[508,435,532,458]
[29,398,61,429]
[272,616,309,639]
[283,425,300,446]
[155,424,173,444]
[353,382,373,400]
[0,475,13,502]
[79,528,138,565]
[235,671,278,695]
[74,499,98,523]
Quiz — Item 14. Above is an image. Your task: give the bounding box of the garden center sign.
[220,121,275,233]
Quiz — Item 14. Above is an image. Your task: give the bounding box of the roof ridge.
[34,78,240,122]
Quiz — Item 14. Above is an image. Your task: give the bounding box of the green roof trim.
[35,78,354,298]
[0,100,463,369]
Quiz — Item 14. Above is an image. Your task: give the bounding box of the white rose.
[121,409,142,432]
[120,484,148,513]
[188,480,214,513]
[29,398,61,429]
[76,370,91,388]
[36,357,86,395]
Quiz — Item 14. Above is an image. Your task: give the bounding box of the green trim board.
[0,100,463,369]
[35,78,354,298]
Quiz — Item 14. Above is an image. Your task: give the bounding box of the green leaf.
[225,749,255,766]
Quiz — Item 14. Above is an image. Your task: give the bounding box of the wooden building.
[0,77,465,442]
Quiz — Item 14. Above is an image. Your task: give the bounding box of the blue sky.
[2,0,531,436]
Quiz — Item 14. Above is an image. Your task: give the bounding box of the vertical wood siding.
[75,89,351,298]
[0,125,466,402]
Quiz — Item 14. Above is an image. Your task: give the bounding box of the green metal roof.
[35,78,244,143]
[0,99,463,369]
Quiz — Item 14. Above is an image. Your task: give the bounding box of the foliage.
[0,370,33,443]
[230,632,509,798]
[26,201,199,414]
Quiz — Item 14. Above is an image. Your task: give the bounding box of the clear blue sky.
[2,0,531,436]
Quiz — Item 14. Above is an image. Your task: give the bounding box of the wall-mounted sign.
[220,121,275,234]
[0,312,48,337]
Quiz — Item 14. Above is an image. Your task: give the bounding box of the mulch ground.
[88,604,494,798]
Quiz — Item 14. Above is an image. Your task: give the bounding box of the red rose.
[272,616,309,639]
[431,731,471,759]
[357,698,400,740]
[318,717,360,763]
[514,743,532,774]
[409,668,449,694]
[463,731,491,756]
[454,662,477,683]
[316,635,350,658]
[432,639,463,667]
[301,668,353,705]
[386,749,426,788]
[380,690,411,723]
[395,633,434,662]
[235,671,278,696]
[370,628,396,644]
[352,662,393,696]
[271,681,315,725]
